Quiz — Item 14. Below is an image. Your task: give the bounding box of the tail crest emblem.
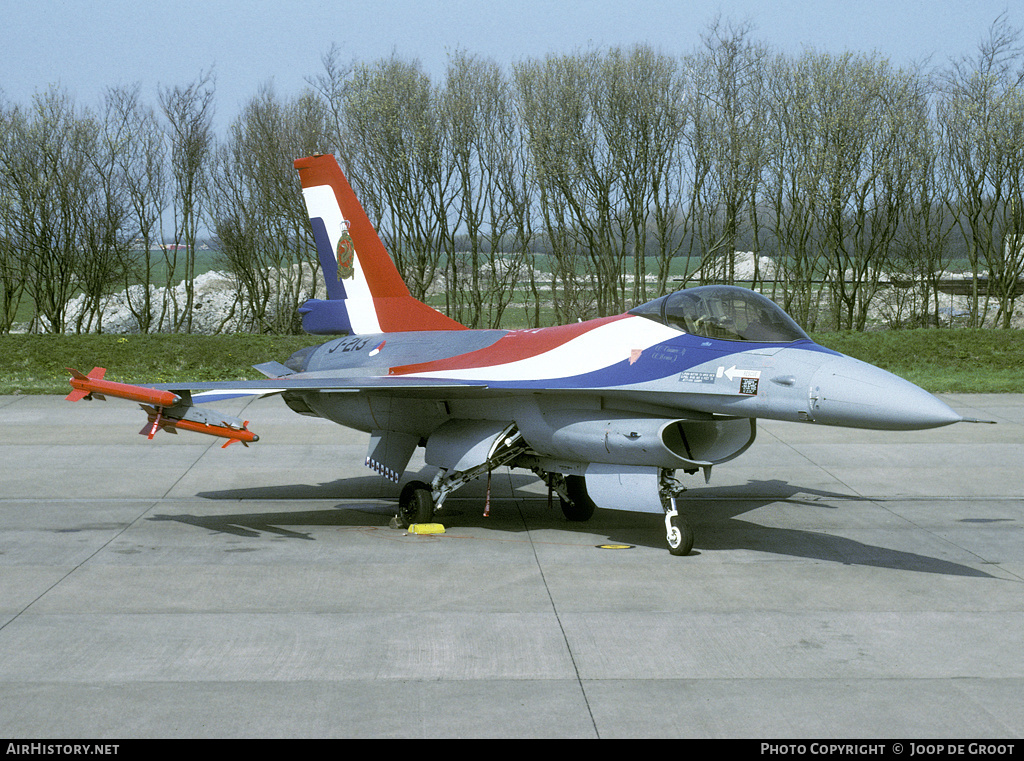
[336,225,355,281]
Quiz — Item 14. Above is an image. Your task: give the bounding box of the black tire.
[666,513,694,556]
[559,475,597,521]
[397,480,434,528]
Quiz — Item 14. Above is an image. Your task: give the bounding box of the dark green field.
[815,329,1023,393]
[0,329,1019,395]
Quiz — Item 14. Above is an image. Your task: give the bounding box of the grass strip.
[0,329,1020,395]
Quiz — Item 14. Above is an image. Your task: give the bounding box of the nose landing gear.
[660,470,693,556]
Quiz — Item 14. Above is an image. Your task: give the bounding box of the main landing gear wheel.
[396,480,434,529]
[560,475,597,522]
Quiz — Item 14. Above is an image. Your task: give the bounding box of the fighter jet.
[67,154,971,555]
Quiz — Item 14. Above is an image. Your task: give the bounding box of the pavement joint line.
[0,497,165,634]
[513,494,600,739]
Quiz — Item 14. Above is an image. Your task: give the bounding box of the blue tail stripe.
[310,217,346,300]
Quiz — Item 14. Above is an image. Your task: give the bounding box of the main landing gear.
[545,473,597,522]
[392,424,531,530]
[392,470,604,531]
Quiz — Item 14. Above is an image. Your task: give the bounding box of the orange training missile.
[67,368,259,449]
[171,418,259,447]
[142,407,259,448]
[66,367,180,407]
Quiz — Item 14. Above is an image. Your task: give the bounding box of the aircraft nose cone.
[809,356,962,430]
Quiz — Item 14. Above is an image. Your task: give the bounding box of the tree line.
[2,15,1023,335]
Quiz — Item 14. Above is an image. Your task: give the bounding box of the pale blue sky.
[1,0,1019,128]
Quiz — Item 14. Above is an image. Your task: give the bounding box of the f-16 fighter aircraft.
[68,154,971,555]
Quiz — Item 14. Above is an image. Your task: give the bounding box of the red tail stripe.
[374,296,466,333]
[293,156,408,300]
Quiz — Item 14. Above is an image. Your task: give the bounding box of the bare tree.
[938,13,1024,327]
[342,56,456,303]
[516,51,630,319]
[766,51,920,329]
[212,85,331,333]
[159,70,216,332]
[308,44,354,175]
[686,18,771,286]
[600,45,688,304]
[762,52,826,326]
[825,54,923,331]
[441,51,538,328]
[105,84,168,333]
[72,89,145,333]
[439,51,493,326]
[485,77,543,328]
[0,88,107,333]
[0,93,27,332]
[889,74,958,328]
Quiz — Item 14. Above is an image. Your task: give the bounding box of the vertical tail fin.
[294,154,465,335]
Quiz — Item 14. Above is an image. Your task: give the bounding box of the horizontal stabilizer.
[252,361,296,379]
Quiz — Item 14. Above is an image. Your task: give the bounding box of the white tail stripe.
[302,184,382,335]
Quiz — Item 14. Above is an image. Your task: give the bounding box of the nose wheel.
[664,506,693,556]
[660,469,693,556]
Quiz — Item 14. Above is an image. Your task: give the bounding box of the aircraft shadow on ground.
[672,480,998,578]
[146,474,1000,578]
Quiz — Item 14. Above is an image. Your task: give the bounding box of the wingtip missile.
[67,367,180,407]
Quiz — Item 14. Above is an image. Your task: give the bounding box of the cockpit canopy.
[629,285,811,343]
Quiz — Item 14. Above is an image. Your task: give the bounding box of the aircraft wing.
[151,374,491,402]
[65,366,494,447]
